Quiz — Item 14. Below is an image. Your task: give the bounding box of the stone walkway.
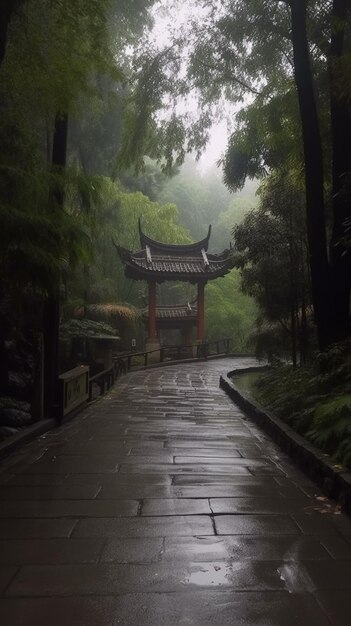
[0,357,351,625]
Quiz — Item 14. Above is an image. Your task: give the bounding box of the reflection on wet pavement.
[184,562,230,586]
[0,357,350,625]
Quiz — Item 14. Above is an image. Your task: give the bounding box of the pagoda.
[117,219,233,357]
[142,301,198,347]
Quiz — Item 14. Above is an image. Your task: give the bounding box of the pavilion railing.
[88,357,128,401]
[114,337,231,372]
[60,339,232,412]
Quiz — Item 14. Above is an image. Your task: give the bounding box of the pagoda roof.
[143,302,197,321]
[116,221,233,283]
[142,301,197,329]
[138,218,212,254]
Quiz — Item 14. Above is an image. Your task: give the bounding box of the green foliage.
[232,169,311,361]
[65,175,191,309]
[154,157,258,249]
[157,159,232,242]
[117,190,191,250]
[0,170,93,294]
[120,0,329,174]
[1,0,119,132]
[252,339,351,467]
[308,396,351,461]
[222,87,304,191]
[0,0,158,306]
[248,322,302,362]
[205,269,257,351]
[0,0,127,299]
[60,319,118,339]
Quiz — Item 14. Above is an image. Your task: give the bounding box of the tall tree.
[233,170,310,364]
[124,0,350,349]
[328,0,351,342]
[0,0,24,67]
[287,0,330,349]
[43,113,68,418]
[0,0,156,416]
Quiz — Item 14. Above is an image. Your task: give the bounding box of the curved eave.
[139,218,212,253]
[142,312,198,321]
[123,262,233,282]
[142,303,198,320]
[115,244,132,263]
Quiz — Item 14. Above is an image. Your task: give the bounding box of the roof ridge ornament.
[146,244,152,264]
[201,247,209,267]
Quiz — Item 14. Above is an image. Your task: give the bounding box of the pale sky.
[149,2,237,172]
[198,120,228,171]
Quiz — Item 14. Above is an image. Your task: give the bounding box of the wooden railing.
[115,338,231,372]
[88,358,127,401]
[58,338,233,419]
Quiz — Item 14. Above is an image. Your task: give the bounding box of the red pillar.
[148,281,157,339]
[183,324,192,346]
[197,282,205,341]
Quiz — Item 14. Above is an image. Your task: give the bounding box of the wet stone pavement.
[0,357,351,625]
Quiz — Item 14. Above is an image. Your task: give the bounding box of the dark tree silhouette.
[0,0,24,67]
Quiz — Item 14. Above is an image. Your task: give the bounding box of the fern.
[250,343,351,467]
[307,396,351,460]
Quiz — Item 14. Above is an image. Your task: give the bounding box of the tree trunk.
[289,0,330,350]
[0,0,24,68]
[290,305,297,367]
[43,113,68,419]
[328,0,351,342]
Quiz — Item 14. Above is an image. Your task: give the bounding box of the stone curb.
[220,367,351,516]
[0,419,56,461]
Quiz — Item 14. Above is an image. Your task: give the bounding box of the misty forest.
[0,0,351,466]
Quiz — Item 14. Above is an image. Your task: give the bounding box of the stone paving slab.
[142,498,211,516]
[0,518,78,539]
[0,483,102,500]
[162,535,331,561]
[214,514,301,535]
[1,357,351,624]
[0,539,105,565]
[5,560,317,595]
[0,566,18,593]
[209,496,314,514]
[0,592,332,626]
[23,455,120,474]
[118,462,254,474]
[315,590,351,626]
[0,499,139,518]
[100,537,163,563]
[73,515,215,538]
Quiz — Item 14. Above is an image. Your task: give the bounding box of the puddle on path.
[183,562,234,586]
[277,563,314,594]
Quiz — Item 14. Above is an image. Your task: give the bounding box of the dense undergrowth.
[251,340,351,468]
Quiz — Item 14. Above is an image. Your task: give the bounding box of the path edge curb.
[220,368,351,516]
[0,419,56,461]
